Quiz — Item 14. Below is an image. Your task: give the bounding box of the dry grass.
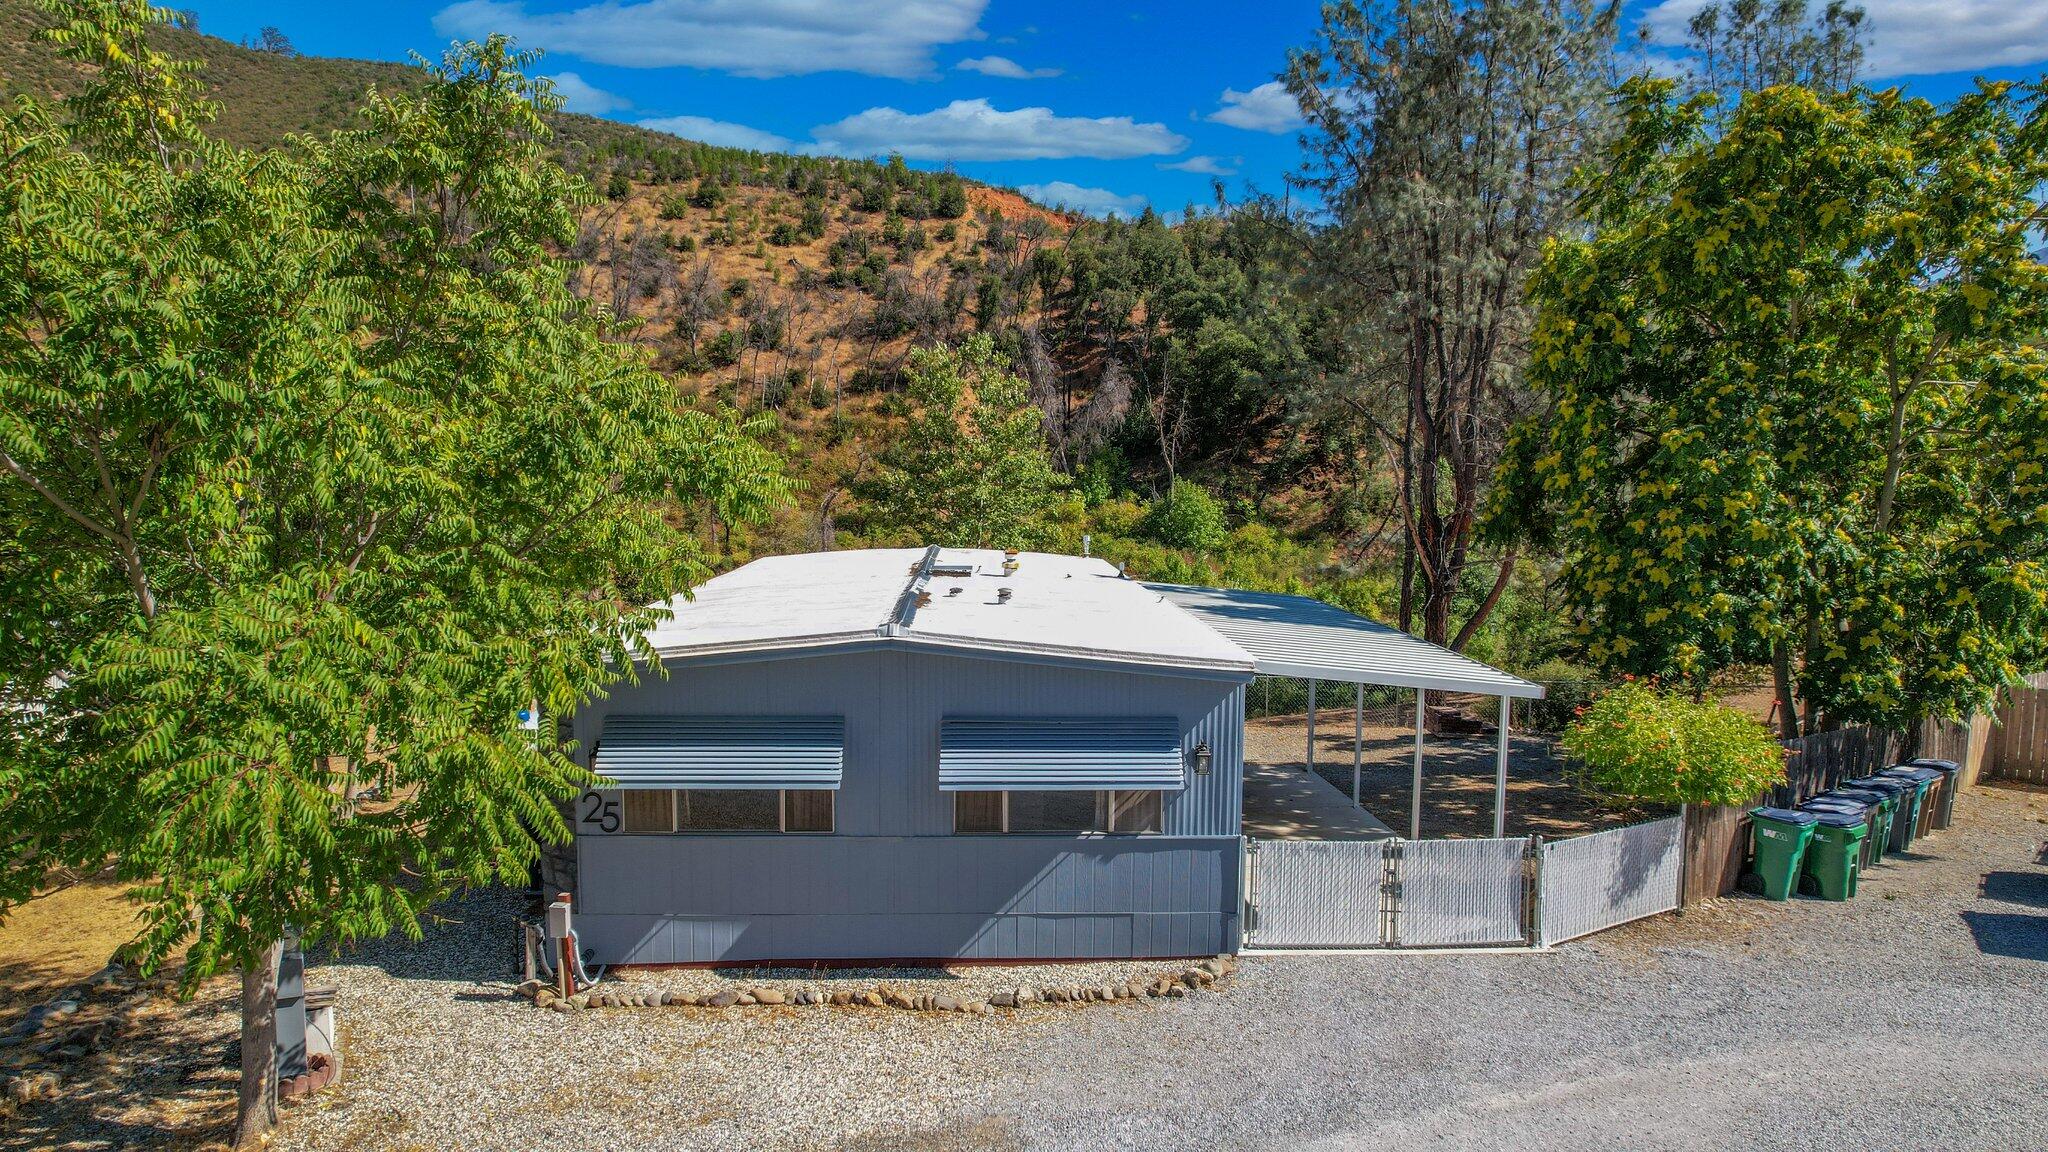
[0,874,142,1028]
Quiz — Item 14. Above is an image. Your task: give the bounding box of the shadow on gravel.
[1961,910,2048,961]
[1982,871,2048,909]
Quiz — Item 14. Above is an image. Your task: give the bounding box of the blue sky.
[185,1,2048,217]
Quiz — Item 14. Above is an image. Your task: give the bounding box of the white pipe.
[1410,689,1426,839]
[1352,682,1365,808]
[1306,679,1317,775]
[1494,695,1511,838]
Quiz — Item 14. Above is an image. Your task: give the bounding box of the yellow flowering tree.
[1491,78,2048,736]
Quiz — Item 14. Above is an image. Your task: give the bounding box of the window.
[612,789,834,834]
[954,792,1004,834]
[622,789,675,833]
[783,789,835,833]
[680,789,780,832]
[1105,789,1162,833]
[953,790,1163,834]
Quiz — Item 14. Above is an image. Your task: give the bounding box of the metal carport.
[1149,583,1545,838]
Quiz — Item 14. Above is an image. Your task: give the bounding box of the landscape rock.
[932,994,961,1013]
[830,991,854,1006]
[704,989,740,1009]
[858,991,886,1008]
[513,979,548,1000]
[752,989,786,1006]
[989,991,1017,1008]
[534,990,557,1008]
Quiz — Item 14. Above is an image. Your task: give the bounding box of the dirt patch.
[1244,713,1668,839]
[0,875,143,1029]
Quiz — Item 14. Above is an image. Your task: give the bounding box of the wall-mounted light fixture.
[1191,741,1213,776]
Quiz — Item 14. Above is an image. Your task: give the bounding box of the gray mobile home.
[564,546,1540,966]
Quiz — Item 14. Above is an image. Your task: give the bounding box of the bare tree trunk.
[1771,639,1801,741]
[1448,549,1517,653]
[234,939,283,1149]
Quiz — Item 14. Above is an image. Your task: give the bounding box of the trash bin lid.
[1802,808,1867,829]
[1751,806,1819,826]
[1847,776,1908,796]
[1826,787,1887,805]
[1802,798,1868,815]
[1881,765,1943,783]
[1907,758,1960,774]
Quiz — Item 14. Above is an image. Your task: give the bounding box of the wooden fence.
[1985,673,2048,786]
[1680,716,1971,904]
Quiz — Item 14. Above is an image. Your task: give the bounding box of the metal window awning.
[938,716,1185,791]
[1146,584,1544,700]
[593,715,845,789]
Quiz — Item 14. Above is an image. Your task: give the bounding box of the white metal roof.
[636,547,1540,698]
[639,548,1254,676]
[1146,583,1545,699]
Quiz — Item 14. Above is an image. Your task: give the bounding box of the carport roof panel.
[1146,583,1545,699]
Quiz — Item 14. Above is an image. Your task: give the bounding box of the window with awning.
[593,715,845,789]
[937,716,1185,792]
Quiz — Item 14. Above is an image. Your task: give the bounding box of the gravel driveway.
[12,787,2044,1151]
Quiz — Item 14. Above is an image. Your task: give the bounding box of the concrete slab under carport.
[1240,760,1395,840]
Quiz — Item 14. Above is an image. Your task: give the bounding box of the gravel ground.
[12,786,2044,1151]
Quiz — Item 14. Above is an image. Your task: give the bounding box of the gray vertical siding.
[570,647,1248,963]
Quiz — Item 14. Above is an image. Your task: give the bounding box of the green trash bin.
[1878,767,1936,848]
[1797,808,1866,900]
[1748,808,1819,901]
[1828,787,1893,871]
[1854,775,1917,853]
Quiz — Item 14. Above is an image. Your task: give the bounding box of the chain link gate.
[1245,836,1532,948]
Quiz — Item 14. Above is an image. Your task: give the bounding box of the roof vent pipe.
[1082,533,1091,557]
[1115,561,1128,580]
[996,587,1013,604]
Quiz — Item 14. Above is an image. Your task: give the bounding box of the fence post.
[1528,835,1545,947]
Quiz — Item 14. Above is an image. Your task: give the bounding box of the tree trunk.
[1448,549,1518,653]
[1771,639,1801,741]
[234,940,283,1149]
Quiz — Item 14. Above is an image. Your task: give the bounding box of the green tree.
[1278,0,1621,650]
[856,335,1062,549]
[1672,0,1865,99]
[0,4,784,1144]
[1144,480,1229,553]
[1490,78,2048,738]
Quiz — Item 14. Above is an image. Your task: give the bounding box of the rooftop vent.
[996,587,1013,604]
[931,548,978,577]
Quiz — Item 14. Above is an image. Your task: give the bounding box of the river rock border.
[514,955,1238,1016]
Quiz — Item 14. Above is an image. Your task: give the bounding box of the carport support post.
[1493,696,1510,838]
[1410,689,1426,839]
[1305,679,1317,774]
[1352,683,1364,808]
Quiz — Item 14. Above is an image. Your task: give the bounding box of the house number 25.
[579,791,620,833]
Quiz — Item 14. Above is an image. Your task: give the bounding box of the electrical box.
[545,899,573,940]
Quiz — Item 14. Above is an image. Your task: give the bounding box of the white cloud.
[1640,0,2048,79]
[638,114,794,152]
[957,55,1061,79]
[808,99,1187,161]
[434,0,986,79]
[545,72,629,114]
[1206,80,1301,133]
[1159,154,1239,176]
[1019,181,1147,219]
